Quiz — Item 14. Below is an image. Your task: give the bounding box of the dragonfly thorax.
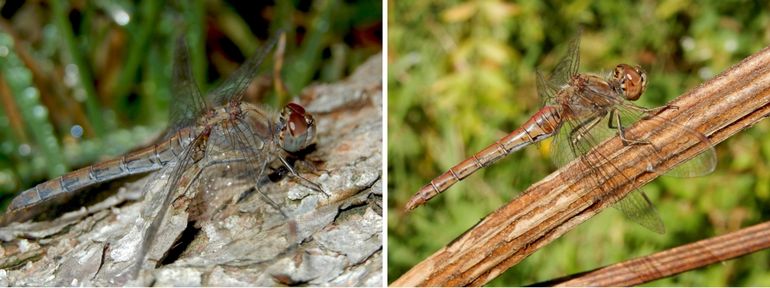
[558,74,617,119]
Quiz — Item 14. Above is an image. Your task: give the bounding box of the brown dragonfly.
[406,34,716,233]
[1,35,325,278]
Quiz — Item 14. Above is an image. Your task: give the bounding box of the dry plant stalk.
[540,221,770,286]
[392,45,770,286]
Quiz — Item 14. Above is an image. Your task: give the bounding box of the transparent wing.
[131,35,293,275]
[132,129,207,277]
[166,37,207,137]
[132,110,297,278]
[550,92,665,233]
[129,37,211,275]
[614,103,717,178]
[538,31,580,105]
[550,113,615,169]
[207,36,278,106]
[549,32,581,89]
[536,70,559,105]
[191,110,298,264]
[667,148,716,177]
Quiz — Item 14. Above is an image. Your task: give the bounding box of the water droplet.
[698,67,713,80]
[680,36,695,51]
[12,68,31,84]
[23,87,38,101]
[18,143,31,156]
[70,125,84,138]
[113,10,130,26]
[64,64,79,87]
[724,38,738,53]
[73,88,86,102]
[32,105,47,119]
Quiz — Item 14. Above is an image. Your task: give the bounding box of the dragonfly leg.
[278,156,329,197]
[176,157,290,218]
[627,104,679,119]
[569,114,604,148]
[246,185,290,219]
[609,109,658,149]
[292,156,329,176]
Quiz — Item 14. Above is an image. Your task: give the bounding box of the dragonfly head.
[278,102,316,153]
[613,64,647,101]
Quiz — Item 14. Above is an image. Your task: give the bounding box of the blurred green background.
[0,1,380,209]
[388,0,770,286]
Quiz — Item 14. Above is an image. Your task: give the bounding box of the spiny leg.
[625,104,679,119]
[167,158,298,265]
[569,114,604,149]
[278,156,328,197]
[608,109,661,151]
[609,109,645,145]
[564,114,606,176]
[170,157,296,232]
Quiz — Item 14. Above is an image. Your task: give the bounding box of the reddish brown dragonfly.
[406,35,716,233]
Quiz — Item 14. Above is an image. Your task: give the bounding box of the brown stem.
[529,221,770,286]
[391,44,770,286]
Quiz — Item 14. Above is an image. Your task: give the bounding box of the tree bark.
[0,54,383,287]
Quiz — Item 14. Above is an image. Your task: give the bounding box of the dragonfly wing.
[549,117,576,169]
[666,148,717,177]
[536,70,559,104]
[192,108,298,264]
[551,100,665,233]
[132,112,297,278]
[614,103,717,177]
[614,188,665,233]
[207,35,278,106]
[131,130,206,277]
[548,31,581,90]
[166,37,207,137]
[550,109,617,169]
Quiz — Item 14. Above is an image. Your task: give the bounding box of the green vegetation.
[388,0,770,285]
[0,1,380,208]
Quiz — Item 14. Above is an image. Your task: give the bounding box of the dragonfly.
[1,34,325,278]
[405,34,717,233]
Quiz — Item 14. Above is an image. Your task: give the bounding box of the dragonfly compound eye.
[614,64,647,101]
[280,103,316,152]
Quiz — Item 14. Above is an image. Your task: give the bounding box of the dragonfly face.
[613,64,648,101]
[278,102,316,152]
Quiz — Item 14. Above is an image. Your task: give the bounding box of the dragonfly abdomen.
[7,128,196,212]
[405,106,562,211]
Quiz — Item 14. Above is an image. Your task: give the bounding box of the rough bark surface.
[0,54,383,286]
